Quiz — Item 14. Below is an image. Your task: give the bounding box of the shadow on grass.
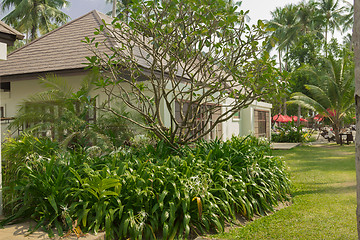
[292,183,356,197]
[276,145,355,173]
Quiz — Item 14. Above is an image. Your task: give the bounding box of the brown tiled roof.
[0,21,24,40]
[0,10,114,77]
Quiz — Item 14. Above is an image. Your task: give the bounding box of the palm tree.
[10,74,108,148]
[289,52,355,143]
[317,0,346,56]
[297,0,325,39]
[342,1,353,32]
[106,0,134,22]
[266,4,300,73]
[1,0,70,41]
[266,4,301,116]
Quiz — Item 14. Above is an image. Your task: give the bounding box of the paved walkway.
[0,220,105,240]
[271,142,301,150]
[271,133,334,150]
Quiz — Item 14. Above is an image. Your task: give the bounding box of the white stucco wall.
[219,99,272,141]
[1,74,273,142]
[1,74,88,139]
[0,42,6,61]
[239,100,272,139]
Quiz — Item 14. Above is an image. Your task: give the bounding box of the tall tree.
[289,51,355,143]
[317,0,346,56]
[266,4,300,115]
[106,0,134,22]
[266,4,300,73]
[86,0,280,146]
[343,1,354,32]
[353,0,360,237]
[1,0,70,41]
[297,0,323,35]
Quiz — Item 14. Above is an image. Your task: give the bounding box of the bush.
[1,133,59,216]
[272,121,306,143]
[1,136,291,239]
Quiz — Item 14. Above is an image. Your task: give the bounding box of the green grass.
[214,143,356,240]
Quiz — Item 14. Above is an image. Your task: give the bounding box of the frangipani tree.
[289,52,355,143]
[85,0,283,146]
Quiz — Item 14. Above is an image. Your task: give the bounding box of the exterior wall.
[221,98,241,140]
[0,73,88,139]
[1,73,273,141]
[239,100,272,140]
[221,99,272,141]
[0,42,6,61]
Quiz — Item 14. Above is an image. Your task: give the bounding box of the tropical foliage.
[9,74,136,150]
[271,121,307,143]
[266,0,353,116]
[85,0,282,146]
[1,135,290,239]
[1,0,70,41]
[289,51,355,143]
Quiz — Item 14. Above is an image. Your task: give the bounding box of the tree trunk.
[283,98,287,115]
[112,0,117,18]
[353,0,360,238]
[297,105,301,127]
[278,49,282,73]
[333,123,340,144]
[325,24,328,57]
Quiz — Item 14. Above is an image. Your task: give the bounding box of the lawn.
[214,143,357,239]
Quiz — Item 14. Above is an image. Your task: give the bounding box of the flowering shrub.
[1,135,290,239]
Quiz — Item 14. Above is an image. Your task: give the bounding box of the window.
[233,110,240,121]
[0,106,4,118]
[175,101,222,140]
[255,110,270,138]
[0,82,10,92]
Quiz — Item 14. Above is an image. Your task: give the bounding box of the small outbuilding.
[0,21,24,60]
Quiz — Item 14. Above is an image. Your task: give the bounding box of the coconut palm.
[353,0,360,236]
[289,52,355,143]
[297,0,324,37]
[106,0,134,22]
[1,0,70,41]
[317,0,346,56]
[266,4,300,73]
[342,1,354,32]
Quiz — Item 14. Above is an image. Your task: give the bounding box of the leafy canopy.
[85,0,282,145]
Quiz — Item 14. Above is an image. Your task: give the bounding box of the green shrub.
[272,122,306,143]
[1,136,291,239]
[1,133,59,216]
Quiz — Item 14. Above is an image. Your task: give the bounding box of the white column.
[0,42,7,216]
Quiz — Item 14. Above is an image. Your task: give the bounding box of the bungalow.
[0,10,272,141]
[0,21,24,61]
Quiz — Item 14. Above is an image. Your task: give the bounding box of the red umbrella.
[314,116,324,122]
[272,114,292,123]
[326,108,336,117]
[284,115,293,122]
[291,116,308,122]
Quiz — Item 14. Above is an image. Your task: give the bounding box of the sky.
[61,0,303,23]
[241,0,302,24]
[0,0,302,23]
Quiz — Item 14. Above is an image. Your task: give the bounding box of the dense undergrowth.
[271,122,308,143]
[1,134,291,239]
